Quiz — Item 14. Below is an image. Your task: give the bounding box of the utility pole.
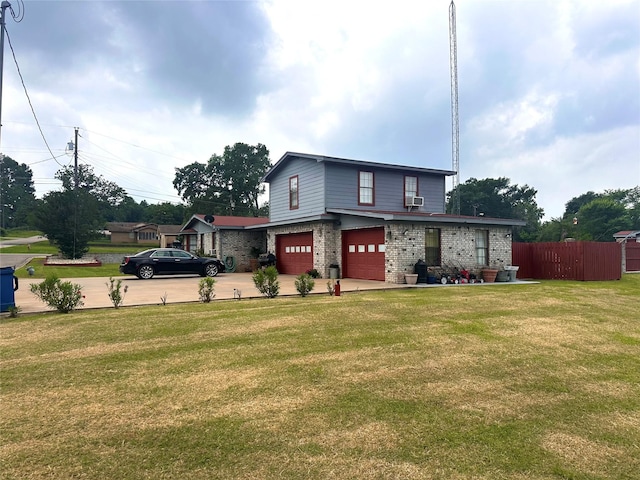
[0,0,12,149]
[70,126,79,259]
[73,127,79,189]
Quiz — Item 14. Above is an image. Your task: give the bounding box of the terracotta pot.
[482,268,499,283]
[249,258,259,272]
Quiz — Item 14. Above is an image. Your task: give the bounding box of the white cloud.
[0,0,637,224]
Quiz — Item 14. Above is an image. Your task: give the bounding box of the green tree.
[0,155,37,229]
[608,187,640,229]
[35,190,102,258]
[576,198,631,241]
[112,196,146,222]
[144,202,187,225]
[56,164,129,222]
[446,177,544,241]
[563,191,602,218]
[562,187,639,241]
[173,142,270,216]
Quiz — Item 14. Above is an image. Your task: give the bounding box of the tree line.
[2,144,638,258]
[446,178,639,242]
[0,143,270,258]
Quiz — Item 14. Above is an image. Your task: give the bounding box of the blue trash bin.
[1,267,19,312]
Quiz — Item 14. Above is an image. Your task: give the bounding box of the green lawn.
[13,258,124,279]
[1,240,144,255]
[1,276,639,479]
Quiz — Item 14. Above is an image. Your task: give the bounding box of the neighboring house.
[179,215,269,271]
[107,222,159,245]
[106,222,183,247]
[613,231,640,242]
[260,152,526,283]
[158,224,183,248]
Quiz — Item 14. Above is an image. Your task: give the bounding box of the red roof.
[194,214,268,227]
[613,230,640,238]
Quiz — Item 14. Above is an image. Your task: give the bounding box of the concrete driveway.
[12,273,403,314]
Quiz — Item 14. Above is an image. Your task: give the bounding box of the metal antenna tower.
[449,0,461,215]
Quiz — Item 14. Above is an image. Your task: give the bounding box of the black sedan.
[119,248,225,279]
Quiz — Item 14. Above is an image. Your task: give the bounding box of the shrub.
[252,266,280,298]
[30,275,84,313]
[198,277,216,303]
[295,273,315,297]
[106,277,128,309]
[305,268,321,278]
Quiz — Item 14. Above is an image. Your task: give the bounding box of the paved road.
[0,235,46,248]
[0,235,47,268]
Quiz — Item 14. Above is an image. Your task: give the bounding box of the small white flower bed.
[45,257,101,266]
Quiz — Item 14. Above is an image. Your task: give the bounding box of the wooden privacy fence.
[512,242,621,281]
[624,242,640,272]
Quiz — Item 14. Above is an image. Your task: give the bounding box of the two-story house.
[262,152,526,282]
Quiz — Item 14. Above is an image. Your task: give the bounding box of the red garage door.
[342,228,385,281]
[276,232,313,275]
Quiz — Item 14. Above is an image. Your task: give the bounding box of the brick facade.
[267,222,342,278]
[268,221,514,283]
[215,230,266,272]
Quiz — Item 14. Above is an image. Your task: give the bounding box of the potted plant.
[249,246,261,272]
[404,271,418,284]
[481,265,499,283]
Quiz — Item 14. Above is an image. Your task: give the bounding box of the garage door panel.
[276,232,313,275]
[343,228,385,281]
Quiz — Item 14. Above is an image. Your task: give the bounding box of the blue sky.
[1,0,639,219]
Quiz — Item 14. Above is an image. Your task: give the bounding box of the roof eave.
[326,209,527,227]
[262,151,456,183]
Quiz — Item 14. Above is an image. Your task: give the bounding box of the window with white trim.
[404,175,418,204]
[289,175,299,209]
[359,171,374,205]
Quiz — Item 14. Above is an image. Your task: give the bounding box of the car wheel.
[205,263,219,277]
[138,265,154,279]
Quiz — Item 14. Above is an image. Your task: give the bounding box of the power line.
[4,26,64,166]
[82,128,196,164]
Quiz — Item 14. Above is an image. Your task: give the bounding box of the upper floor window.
[289,175,299,209]
[404,176,418,203]
[359,171,374,205]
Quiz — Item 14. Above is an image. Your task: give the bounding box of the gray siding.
[325,164,446,213]
[269,156,326,222]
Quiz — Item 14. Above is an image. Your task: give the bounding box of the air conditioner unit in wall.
[405,196,424,207]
